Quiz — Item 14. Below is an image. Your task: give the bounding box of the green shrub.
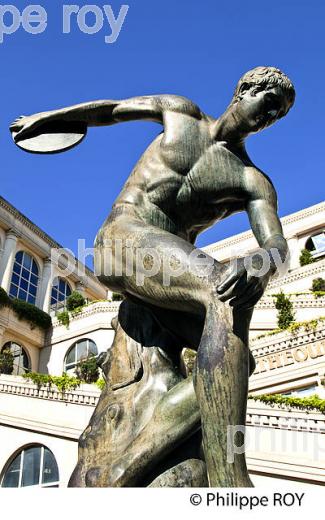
[51,373,81,393]
[66,291,86,311]
[248,393,325,414]
[22,372,52,389]
[0,348,14,375]
[23,372,81,393]
[313,291,325,298]
[112,292,124,301]
[274,291,295,329]
[11,299,52,330]
[0,288,52,330]
[57,310,70,328]
[311,277,325,293]
[299,248,314,266]
[255,316,325,340]
[0,287,10,308]
[0,288,51,330]
[75,355,99,384]
[95,378,106,390]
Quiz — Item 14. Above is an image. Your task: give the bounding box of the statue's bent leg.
[95,216,225,315]
[95,217,253,487]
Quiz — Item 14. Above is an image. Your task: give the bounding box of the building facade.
[0,197,324,487]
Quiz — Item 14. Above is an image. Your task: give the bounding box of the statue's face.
[235,85,291,134]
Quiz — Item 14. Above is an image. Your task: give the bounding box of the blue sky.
[1,0,324,266]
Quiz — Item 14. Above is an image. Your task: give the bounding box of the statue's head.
[230,66,295,134]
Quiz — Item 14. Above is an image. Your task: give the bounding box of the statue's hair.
[233,66,295,110]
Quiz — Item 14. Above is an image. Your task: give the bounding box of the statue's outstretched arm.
[10,95,202,142]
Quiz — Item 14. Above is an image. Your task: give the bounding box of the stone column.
[0,325,5,350]
[0,230,18,293]
[287,236,300,270]
[37,258,53,312]
[316,369,325,398]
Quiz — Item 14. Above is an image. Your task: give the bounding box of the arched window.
[1,445,59,488]
[2,342,30,375]
[51,277,72,309]
[64,339,98,372]
[9,251,39,305]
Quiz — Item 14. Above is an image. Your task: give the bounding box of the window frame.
[9,250,39,305]
[64,338,98,372]
[1,445,59,488]
[50,276,72,310]
[1,341,30,375]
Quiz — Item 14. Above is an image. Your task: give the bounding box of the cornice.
[0,196,100,284]
[267,258,325,289]
[256,293,325,309]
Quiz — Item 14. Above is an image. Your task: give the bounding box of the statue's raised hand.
[10,113,51,142]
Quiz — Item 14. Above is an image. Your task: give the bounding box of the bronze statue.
[11,66,295,487]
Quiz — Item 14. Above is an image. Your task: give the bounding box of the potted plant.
[75,355,99,384]
[0,348,14,375]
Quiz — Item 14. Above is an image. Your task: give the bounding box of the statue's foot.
[148,459,208,487]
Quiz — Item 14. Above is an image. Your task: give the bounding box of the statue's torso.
[110,115,273,242]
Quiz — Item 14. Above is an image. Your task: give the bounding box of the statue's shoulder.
[160,95,203,119]
[244,163,278,204]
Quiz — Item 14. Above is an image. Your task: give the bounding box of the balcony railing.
[0,374,100,406]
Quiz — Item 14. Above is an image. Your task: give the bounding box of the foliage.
[22,372,52,388]
[248,393,325,414]
[0,287,10,308]
[23,372,81,393]
[271,290,325,299]
[56,291,87,327]
[313,291,325,298]
[311,277,325,293]
[56,310,70,328]
[274,291,295,329]
[51,373,81,393]
[112,292,124,301]
[88,299,111,304]
[287,319,319,334]
[66,291,86,312]
[299,248,314,267]
[75,355,99,384]
[254,316,325,340]
[11,298,52,330]
[95,378,106,390]
[255,328,282,340]
[0,288,51,330]
[0,348,14,375]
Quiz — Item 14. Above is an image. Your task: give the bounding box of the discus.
[11,120,87,154]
